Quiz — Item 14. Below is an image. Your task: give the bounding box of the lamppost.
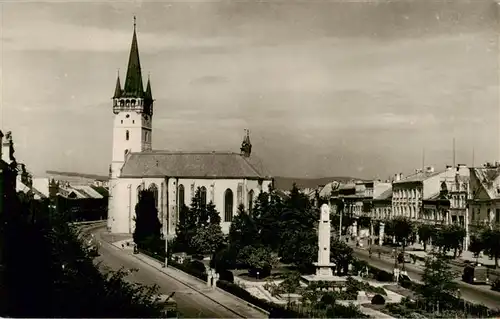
[339,196,344,241]
[163,235,168,268]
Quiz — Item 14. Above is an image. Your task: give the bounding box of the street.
[354,249,500,309]
[93,230,266,318]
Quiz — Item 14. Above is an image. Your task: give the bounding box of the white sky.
[0,0,498,179]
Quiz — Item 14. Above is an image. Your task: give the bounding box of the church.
[107,19,273,236]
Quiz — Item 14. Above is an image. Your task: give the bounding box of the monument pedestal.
[314,262,336,277]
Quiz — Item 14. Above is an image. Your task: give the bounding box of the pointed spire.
[145,73,152,99]
[123,16,144,97]
[113,70,122,98]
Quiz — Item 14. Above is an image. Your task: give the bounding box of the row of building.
[319,163,500,249]
[0,130,109,221]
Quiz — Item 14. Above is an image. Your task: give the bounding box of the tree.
[468,235,484,263]
[391,217,415,270]
[133,190,161,250]
[190,200,224,257]
[418,252,458,311]
[228,204,259,252]
[417,224,434,251]
[190,223,225,256]
[174,204,194,253]
[278,184,317,270]
[482,227,500,268]
[1,191,166,318]
[435,224,466,258]
[240,245,278,278]
[252,190,284,251]
[330,237,353,275]
[175,187,223,254]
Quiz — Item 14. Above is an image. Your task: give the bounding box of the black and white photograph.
[1,0,500,318]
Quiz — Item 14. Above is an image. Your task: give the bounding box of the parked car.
[462,264,489,284]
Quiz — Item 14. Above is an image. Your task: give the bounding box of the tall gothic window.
[200,186,207,206]
[248,190,254,215]
[126,130,130,141]
[224,189,234,222]
[237,183,243,206]
[136,185,143,203]
[178,185,185,211]
[149,183,159,208]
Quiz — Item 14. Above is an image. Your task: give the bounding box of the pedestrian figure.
[378,251,381,258]
[368,247,372,258]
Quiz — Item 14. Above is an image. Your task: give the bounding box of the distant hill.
[46,170,109,181]
[273,176,365,191]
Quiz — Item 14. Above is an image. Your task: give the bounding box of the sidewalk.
[354,241,497,268]
[132,252,269,318]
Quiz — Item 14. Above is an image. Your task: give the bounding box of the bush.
[399,274,413,289]
[169,259,207,282]
[371,294,386,305]
[248,265,271,278]
[492,279,500,292]
[369,267,393,282]
[218,269,234,283]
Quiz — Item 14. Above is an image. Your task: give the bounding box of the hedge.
[216,280,367,318]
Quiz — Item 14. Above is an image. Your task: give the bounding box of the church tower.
[110,17,154,179]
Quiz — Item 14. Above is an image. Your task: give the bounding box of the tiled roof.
[90,185,109,197]
[374,187,392,200]
[394,170,442,183]
[72,185,104,199]
[120,151,272,179]
[472,167,500,199]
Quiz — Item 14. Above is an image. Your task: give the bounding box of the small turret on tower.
[240,129,252,157]
[113,71,122,99]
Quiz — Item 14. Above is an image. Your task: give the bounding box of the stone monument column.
[314,204,336,277]
[379,222,385,246]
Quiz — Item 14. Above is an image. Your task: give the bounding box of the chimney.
[394,174,400,182]
[457,164,467,170]
[446,165,452,171]
[425,166,434,173]
[399,173,403,180]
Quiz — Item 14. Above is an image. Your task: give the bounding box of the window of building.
[200,186,207,206]
[224,189,234,222]
[133,120,135,124]
[121,120,123,124]
[145,131,149,142]
[137,185,143,203]
[149,183,159,208]
[248,190,254,214]
[178,185,185,211]
[237,183,243,206]
[126,130,129,141]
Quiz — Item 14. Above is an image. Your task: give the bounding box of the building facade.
[468,163,500,233]
[108,20,273,236]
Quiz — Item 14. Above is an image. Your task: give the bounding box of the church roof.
[120,151,272,179]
